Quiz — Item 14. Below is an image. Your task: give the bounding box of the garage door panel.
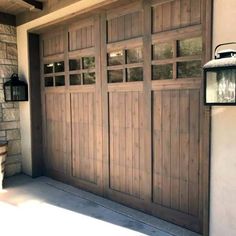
[108,91,145,199]
[45,93,67,174]
[152,89,200,216]
[71,92,97,184]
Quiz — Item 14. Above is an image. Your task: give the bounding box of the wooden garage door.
[40,0,211,233]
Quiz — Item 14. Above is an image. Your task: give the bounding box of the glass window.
[69,59,81,71]
[82,57,95,69]
[44,77,53,87]
[108,70,123,83]
[108,51,123,66]
[54,61,64,73]
[177,61,202,78]
[83,72,96,84]
[152,64,173,80]
[70,74,82,85]
[55,75,65,86]
[153,42,173,60]
[44,63,53,74]
[178,37,202,57]
[126,48,143,64]
[127,67,143,82]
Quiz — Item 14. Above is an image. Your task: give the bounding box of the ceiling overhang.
[12,0,43,12]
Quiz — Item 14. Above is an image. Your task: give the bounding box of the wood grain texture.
[153,89,201,215]
[108,91,144,198]
[152,0,201,33]
[71,92,97,184]
[45,93,67,174]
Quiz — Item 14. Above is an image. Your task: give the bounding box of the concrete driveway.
[0,175,200,236]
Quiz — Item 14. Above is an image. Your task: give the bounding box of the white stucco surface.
[17,0,115,175]
[210,0,236,235]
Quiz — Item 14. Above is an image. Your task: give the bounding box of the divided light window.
[152,37,202,80]
[69,56,95,85]
[107,47,143,83]
[43,61,65,87]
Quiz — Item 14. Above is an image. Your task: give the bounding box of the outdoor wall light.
[3,73,28,102]
[204,42,236,105]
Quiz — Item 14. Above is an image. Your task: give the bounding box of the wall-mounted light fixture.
[3,73,28,102]
[204,42,236,105]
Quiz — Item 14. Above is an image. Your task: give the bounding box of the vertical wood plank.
[132,91,140,198]
[181,0,191,27]
[109,93,114,189]
[162,90,171,207]
[189,90,200,216]
[117,16,125,41]
[87,25,92,48]
[142,0,152,202]
[111,18,118,42]
[162,3,171,31]
[170,90,180,210]
[119,92,126,192]
[190,0,201,25]
[155,5,163,33]
[81,27,87,49]
[179,90,190,213]
[124,14,132,39]
[113,92,120,191]
[153,91,162,204]
[125,92,133,195]
[171,0,181,29]
[107,19,112,43]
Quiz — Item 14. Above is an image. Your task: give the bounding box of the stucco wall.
[210,0,236,235]
[0,23,22,176]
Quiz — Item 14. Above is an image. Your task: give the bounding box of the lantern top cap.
[203,56,236,70]
[4,73,27,86]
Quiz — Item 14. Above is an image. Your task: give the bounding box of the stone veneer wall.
[0,23,21,176]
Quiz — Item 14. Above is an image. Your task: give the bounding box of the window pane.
[108,70,123,83]
[153,42,173,60]
[108,51,123,66]
[83,72,96,84]
[178,37,202,57]
[152,64,173,80]
[55,75,65,86]
[177,61,202,78]
[126,48,143,64]
[206,70,236,103]
[70,74,81,85]
[54,61,64,73]
[44,77,53,87]
[82,57,95,69]
[69,59,81,71]
[127,67,143,82]
[44,63,53,74]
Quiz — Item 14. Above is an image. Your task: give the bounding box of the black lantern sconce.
[3,73,28,102]
[204,42,236,105]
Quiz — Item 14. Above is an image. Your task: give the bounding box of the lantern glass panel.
[206,69,236,104]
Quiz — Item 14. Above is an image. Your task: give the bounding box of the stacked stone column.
[0,23,21,177]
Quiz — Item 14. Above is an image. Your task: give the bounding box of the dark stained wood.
[28,33,43,177]
[38,1,212,234]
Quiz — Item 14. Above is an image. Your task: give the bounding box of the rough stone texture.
[6,129,20,140]
[0,23,21,176]
[3,108,20,121]
[0,121,20,130]
[7,140,21,155]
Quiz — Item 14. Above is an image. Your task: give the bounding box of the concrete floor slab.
[0,175,200,236]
